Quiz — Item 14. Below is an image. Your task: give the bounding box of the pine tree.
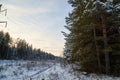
[64,0,120,75]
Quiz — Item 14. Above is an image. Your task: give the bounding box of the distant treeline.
[0,31,59,60]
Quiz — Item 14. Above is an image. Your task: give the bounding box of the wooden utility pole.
[0,4,7,27]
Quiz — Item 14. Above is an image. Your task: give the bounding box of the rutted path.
[24,65,54,80]
[25,63,79,80]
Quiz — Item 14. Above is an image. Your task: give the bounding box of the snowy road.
[27,63,79,80]
[25,65,54,80]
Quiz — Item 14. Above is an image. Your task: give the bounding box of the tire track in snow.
[24,65,54,80]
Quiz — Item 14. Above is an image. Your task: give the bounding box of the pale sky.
[0,0,72,56]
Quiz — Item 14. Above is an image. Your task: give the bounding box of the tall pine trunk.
[101,15,110,74]
[93,26,101,73]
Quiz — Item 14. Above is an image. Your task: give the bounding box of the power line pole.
[0,4,7,27]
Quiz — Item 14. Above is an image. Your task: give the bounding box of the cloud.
[5,4,51,17]
[2,0,63,17]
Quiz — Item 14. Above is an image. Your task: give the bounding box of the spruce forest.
[63,0,120,76]
[0,31,58,60]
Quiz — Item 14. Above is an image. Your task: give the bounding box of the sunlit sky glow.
[0,0,72,56]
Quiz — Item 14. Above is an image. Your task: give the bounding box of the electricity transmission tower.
[0,4,7,27]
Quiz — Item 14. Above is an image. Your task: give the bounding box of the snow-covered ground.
[0,60,54,80]
[0,60,120,80]
[30,64,120,80]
